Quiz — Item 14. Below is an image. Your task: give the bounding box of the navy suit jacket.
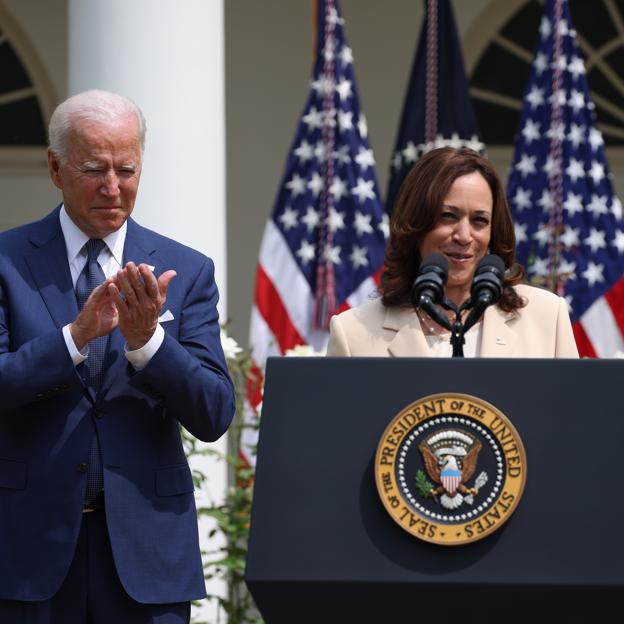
[0,207,235,603]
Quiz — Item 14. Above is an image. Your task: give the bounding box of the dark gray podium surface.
[246,357,624,621]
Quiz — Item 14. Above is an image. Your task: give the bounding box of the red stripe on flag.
[254,264,305,354]
[246,364,264,410]
[573,321,597,358]
[605,276,624,336]
[371,265,383,286]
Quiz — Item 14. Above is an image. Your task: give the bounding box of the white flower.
[220,328,242,360]
[284,344,326,357]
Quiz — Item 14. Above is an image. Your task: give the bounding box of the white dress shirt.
[60,206,164,371]
[422,322,482,357]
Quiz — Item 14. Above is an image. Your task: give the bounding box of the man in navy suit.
[0,90,235,623]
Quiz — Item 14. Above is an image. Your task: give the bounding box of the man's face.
[48,114,142,239]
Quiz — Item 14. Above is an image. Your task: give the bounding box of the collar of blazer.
[382,303,519,357]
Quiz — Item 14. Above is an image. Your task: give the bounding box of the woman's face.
[418,171,493,304]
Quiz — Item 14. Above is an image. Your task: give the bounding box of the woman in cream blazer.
[328,148,579,359]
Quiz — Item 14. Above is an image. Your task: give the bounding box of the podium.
[245,357,624,621]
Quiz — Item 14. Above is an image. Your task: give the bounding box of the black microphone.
[411,253,452,331]
[463,254,505,332]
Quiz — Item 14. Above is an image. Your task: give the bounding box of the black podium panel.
[246,358,624,621]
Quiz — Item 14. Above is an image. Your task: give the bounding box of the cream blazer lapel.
[480,305,519,356]
[383,306,431,357]
[383,304,520,357]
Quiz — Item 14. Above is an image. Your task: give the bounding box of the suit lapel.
[24,208,79,329]
[480,305,518,356]
[99,219,159,395]
[384,306,431,357]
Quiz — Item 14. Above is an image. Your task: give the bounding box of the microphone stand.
[439,298,474,358]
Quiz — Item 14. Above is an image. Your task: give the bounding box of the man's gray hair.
[48,90,147,161]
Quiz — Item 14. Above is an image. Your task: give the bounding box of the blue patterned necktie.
[75,238,107,504]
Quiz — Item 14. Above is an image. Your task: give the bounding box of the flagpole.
[314,0,337,328]
[425,0,439,145]
[548,0,565,296]
[312,0,318,60]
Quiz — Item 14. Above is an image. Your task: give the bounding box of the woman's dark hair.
[381,147,525,312]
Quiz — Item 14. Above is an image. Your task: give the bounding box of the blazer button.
[94,409,104,419]
[77,463,88,473]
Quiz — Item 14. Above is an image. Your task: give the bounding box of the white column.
[68,2,227,620]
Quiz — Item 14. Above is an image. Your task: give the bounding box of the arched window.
[466,0,624,147]
[0,3,56,165]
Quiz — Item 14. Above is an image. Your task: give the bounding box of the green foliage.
[415,469,434,498]
[182,334,264,624]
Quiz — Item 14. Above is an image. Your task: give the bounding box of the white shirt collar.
[59,204,127,265]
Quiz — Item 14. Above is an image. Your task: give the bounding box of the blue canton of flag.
[249,0,388,365]
[386,0,484,214]
[507,0,624,357]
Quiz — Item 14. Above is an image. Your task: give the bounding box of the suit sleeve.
[555,295,580,358]
[0,280,82,414]
[326,314,352,356]
[127,257,235,442]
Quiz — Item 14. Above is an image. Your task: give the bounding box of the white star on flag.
[560,226,580,248]
[286,173,306,197]
[522,119,541,143]
[512,187,532,211]
[515,154,537,178]
[349,245,369,269]
[355,147,375,171]
[351,177,376,203]
[301,206,320,232]
[582,261,604,286]
[567,123,585,149]
[613,231,624,253]
[326,207,346,232]
[533,226,552,247]
[588,127,604,150]
[296,240,316,265]
[307,172,324,196]
[402,141,418,164]
[338,110,353,132]
[302,107,324,130]
[587,194,608,218]
[568,89,585,113]
[565,158,585,183]
[514,222,528,243]
[353,211,373,236]
[563,191,583,216]
[323,244,342,265]
[329,177,349,201]
[279,206,298,231]
[294,140,314,162]
[583,228,606,253]
[588,160,605,184]
[526,86,545,109]
[335,78,352,101]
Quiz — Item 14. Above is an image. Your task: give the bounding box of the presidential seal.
[374,393,526,546]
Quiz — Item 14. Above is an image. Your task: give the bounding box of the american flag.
[507,0,624,358]
[246,0,387,459]
[386,0,483,215]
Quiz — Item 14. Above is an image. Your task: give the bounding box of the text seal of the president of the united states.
[375,393,527,546]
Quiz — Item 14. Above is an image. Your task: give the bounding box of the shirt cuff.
[63,324,89,366]
[125,324,165,371]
